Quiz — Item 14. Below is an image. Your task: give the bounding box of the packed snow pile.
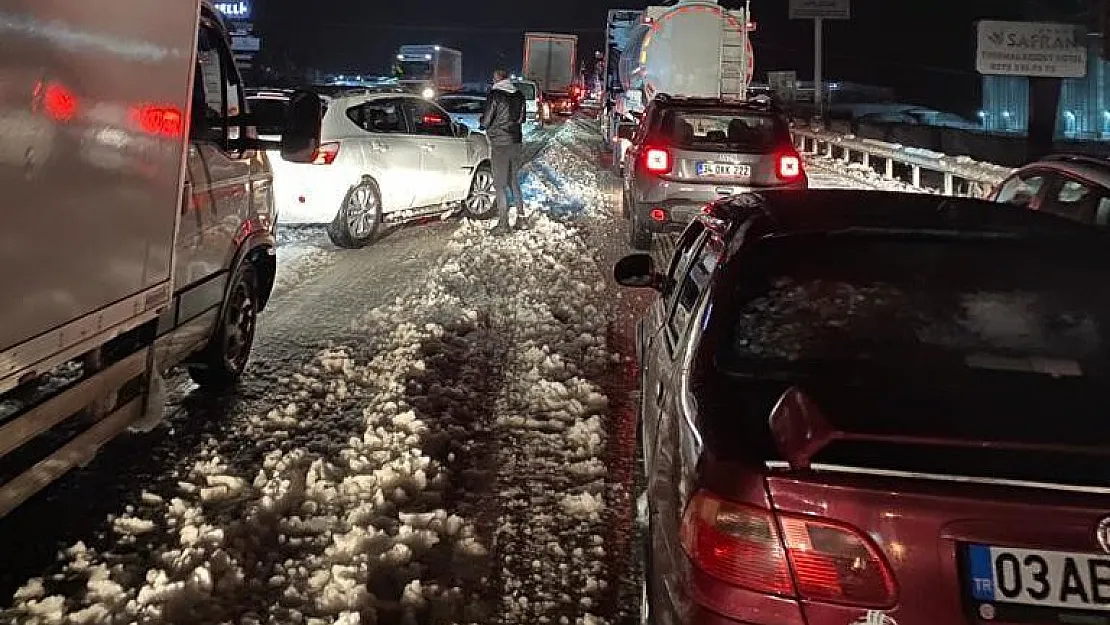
[7,122,620,625]
[522,120,610,219]
[273,225,338,296]
[805,154,930,194]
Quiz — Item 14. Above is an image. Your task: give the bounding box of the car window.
[667,241,719,345]
[439,98,485,114]
[192,22,241,144]
[663,221,707,305]
[402,99,455,137]
[1041,177,1103,224]
[346,99,407,134]
[655,109,790,151]
[994,172,1046,208]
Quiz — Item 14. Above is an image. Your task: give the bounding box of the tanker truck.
[603,0,753,142]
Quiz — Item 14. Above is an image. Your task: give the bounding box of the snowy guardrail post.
[791,127,1016,198]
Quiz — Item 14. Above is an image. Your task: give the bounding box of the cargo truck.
[603,0,754,141]
[394,45,463,99]
[0,0,322,518]
[523,33,580,116]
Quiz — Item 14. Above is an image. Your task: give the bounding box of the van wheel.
[328,180,381,248]
[629,213,652,250]
[462,166,497,219]
[188,263,258,388]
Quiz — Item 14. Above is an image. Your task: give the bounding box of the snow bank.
[522,120,610,219]
[806,154,930,194]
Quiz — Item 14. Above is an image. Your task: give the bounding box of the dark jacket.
[481,83,526,146]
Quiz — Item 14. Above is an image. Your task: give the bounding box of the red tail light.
[131,105,185,138]
[681,491,896,608]
[311,142,340,165]
[777,151,803,181]
[643,148,671,174]
[35,81,78,122]
[422,113,445,125]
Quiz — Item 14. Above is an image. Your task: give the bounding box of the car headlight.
[422,87,436,99]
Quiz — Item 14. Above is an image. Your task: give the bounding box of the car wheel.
[328,179,381,249]
[462,165,497,220]
[629,211,652,250]
[188,262,259,389]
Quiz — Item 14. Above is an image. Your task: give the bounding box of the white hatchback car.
[253,91,495,248]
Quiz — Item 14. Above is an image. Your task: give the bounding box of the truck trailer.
[395,45,463,99]
[0,0,322,517]
[603,0,754,140]
[523,33,580,116]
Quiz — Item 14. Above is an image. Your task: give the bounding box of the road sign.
[976,21,1087,78]
[768,71,798,103]
[232,35,261,53]
[789,0,850,20]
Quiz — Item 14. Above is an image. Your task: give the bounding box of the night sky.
[255,0,1036,115]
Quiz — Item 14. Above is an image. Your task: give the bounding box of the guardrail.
[792,128,1016,198]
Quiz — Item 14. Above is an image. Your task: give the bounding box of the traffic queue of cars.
[611,90,1110,625]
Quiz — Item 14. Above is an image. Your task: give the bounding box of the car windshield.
[718,235,1110,377]
[439,98,484,114]
[658,110,790,151]
[397,60,433,80]
[247,97,287,136]
[513,82,537,100]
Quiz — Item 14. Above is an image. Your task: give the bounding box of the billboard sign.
[214,1,251,20]
[976,21,1087,78]
[789,0,850,20]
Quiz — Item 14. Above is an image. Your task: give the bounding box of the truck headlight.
[422,87,436,99]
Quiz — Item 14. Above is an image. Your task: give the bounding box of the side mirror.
[280,90,324,164]
[456,122,471,138]
[614,254,663,290]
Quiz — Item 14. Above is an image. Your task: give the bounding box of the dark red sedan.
[616,190,1110,625]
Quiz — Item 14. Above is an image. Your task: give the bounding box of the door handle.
[421,144,436,151]
[371,141,389,152]
[654,381,665,404]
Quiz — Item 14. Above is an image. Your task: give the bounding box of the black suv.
[621,95,807,250]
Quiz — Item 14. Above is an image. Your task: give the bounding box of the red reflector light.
[649,208,667,222]
[132,105,185,138]
[777,153,803,180]
[422,113,445,125]
[312,142,340,165]
[37,81,78,122]
[644,148,671,174]
[680,491,896,609]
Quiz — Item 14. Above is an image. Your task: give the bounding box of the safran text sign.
[976,21,1087,78]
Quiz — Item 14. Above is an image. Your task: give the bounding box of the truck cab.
[394,45,463,99]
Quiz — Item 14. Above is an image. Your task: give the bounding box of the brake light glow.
[36,81,78,122]
[649,208,667,222]
[680,491,896,609]
[777,152,803,181]
[131,105,185,138]
[311,142,340,165]
[422,113,445,125]
[643,148,671,174]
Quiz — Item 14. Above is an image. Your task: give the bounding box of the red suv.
[616,189,1110,625]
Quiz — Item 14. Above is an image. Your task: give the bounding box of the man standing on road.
[481,69,527,234]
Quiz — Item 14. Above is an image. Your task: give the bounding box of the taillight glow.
[131,105,184,138]
[37,81,78,122]
[422,113,445,125]
[649,208,668,222]
[681,491,896,609]
[643,148,671,174]
[777,152,803,180]
[312,142,340,165]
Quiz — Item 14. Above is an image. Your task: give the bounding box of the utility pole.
[813,17,823,123]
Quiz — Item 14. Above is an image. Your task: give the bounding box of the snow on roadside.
[521,120,611,219]
[273,226,338,296]
[7,121,622,625]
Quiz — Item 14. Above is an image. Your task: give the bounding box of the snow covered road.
[1,117,871,625]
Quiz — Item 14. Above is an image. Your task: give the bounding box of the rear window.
[718,236,1110,375]
[656,109,789,151]
[439,98,484,114]
[247,97,287,136]
[513,82,537,100]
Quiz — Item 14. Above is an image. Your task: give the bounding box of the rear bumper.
[631,179,808,231]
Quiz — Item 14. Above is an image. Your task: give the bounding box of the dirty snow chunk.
[561,492,605,519]
[332,612,361,625]
[13,577,46,601]
[21,595,66,625]
[112,515,155,536]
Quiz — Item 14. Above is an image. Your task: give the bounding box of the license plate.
[696,162,751,177]
[967,544,1110,611]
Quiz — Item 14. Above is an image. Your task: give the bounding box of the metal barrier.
[793,127,1015,198]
